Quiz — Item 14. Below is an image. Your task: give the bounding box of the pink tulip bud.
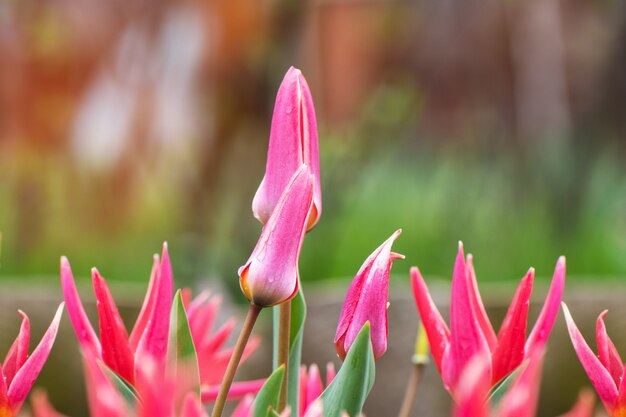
[334,230,404,360]
[253,67,321,230]
[240,165,314,307]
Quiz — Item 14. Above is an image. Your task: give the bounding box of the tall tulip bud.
[252,67,322,230]
[334,230,404,360]
[239,165,314,307]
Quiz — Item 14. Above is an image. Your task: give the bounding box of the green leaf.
[101,363,140,409]
[320,323,375,417]
[168,289,201,396]
[253,365,285,417]
[487,362,525,406]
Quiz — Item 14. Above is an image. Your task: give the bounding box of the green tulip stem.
[211,304,262,417]
[277,300,292,412]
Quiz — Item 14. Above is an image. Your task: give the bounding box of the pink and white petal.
[8,304,64,413]
[596,310,624,387]
[563,303,618,413]
[3,311,31,387]
[525,257,566,354]
[410,267,450,374]
[60,257,101,356]
[491,268,534,384]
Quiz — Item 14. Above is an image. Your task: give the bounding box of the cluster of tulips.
[1,67,625,417]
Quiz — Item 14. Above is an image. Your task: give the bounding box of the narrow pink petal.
[181,393,209,417]
[453,356,490,417]
[299,366,307,417]
[199,318,236,357]
[252,67,321,230]
[491,268,534,384]
[466,255,497,352]
[8,304,64,413]
[334,230,403,360]
[240,165,313,307]
[596,311,624,387]
[187,290,212,317]
[189,297,221,348]
[230,394,254,417]
[129,254,160,352]
[83,354,129,417]
[326,362,336,386]
[562,303,618,412]
[525,256,566,354]
[497,349,543,417]
[136,358,175,417]
[201,337,260,386]
[60,256,101,357]
[201,379,265,402]
[558,389,595,417]
[3,311,31,387]
[304,364,324,414]
[442,243,491,391]
[92,268,135,384]
[410,266,450,373]
[0,368,8,410]
[615,361,626,411]
[135,243,174,380]
[30,390,70,417]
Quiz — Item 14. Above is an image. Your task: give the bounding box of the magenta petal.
[240,165,314,307]
[8,303,64,413]
[201,379,265,402]
[92,268,135,384]
[82,353,129,417]
[410,266,450,373]
[60,257,102,357]
[334,230,403,360]
[496,349,544,417]
[129,254,160,352]
[3,311,31,387]
[562,303,618,413]
[442,243,491,391]
[596,311,624,388]
[326,362,336,386]
[230,394,254,417]
[0,368,8,410]
[453,356,491,417]
[525,256,566,354]
[466,255,497,352]
[181,393,209,417]
[135,243,174,380]
[252,67,321,229]
[491,268,534,384]
[304,364,324,415]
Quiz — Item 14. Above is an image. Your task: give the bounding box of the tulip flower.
[411,242,565,394]
[239,165,314,307]
[61,243,261,400]
[562,303,626,416]
[252,67,321,230]
[0,304,64,417]
[334,229,404,360]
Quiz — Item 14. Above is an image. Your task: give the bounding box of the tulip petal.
[453,356,491,417]
[334,230,403,360]
[60,256,102,357]
[596,310,624,388]
[8,303,64,413]
[252,67,321,229]
[525,256,565,354]
[230,394,254,417]
[496,349,543,417]
[410,266,450,373]
[0,368,8,411]
[201,379,265,402]
[326,362,336,386]
[181,393,209,417]
[91,268,135,384]
[135,243,174,380]
[240,165,313,307]
[466,255,497,352]
[491,268,534,384]
[442,243,491,391]
[562,303,618,412]
[304,364,324,415]
[3,311,31,387]
[83,354,129,417]
[129,254,160,352]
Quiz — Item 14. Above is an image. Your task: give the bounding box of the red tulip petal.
[181,393,209,417]
[466,255,497,352]
[129,254,160,352]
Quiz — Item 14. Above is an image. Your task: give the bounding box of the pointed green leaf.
[253,365,285,417]
[487,362,525,406]
[169,289,201,396]
[320,323,375,417]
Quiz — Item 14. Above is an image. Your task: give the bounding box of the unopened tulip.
[0,304,64,417]
[334,230,404,360]
[253,67,321,230]
[411,243,565,394]
[239,165,314,307]
[563,303,626,417]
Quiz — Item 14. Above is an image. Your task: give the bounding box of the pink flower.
[299,364,335,417]
[240,165,314,307]
[253,67,321,230]
[562,303,626,416]
[61,243,260,400]
[0,304,64,417]
[334,230,404,360]
[411,242,565,394]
